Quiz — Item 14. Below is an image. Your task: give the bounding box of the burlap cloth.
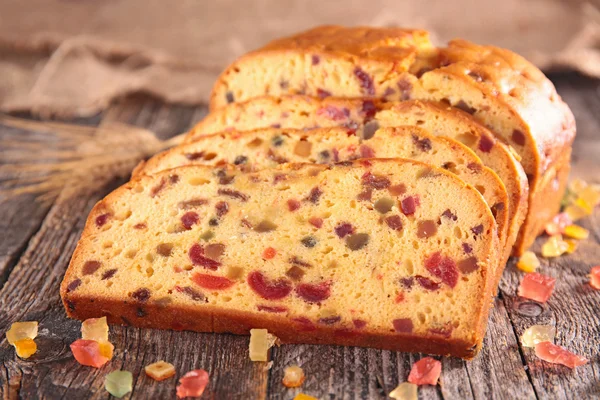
[1,0,598,117]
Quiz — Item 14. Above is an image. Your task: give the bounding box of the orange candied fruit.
[14,339,37,359]
[294,394,318,400]
[282,365,305,388]
[590,266,600,290]
[145,361,176,381]
[262,247,277,260]
[563,224,589,240]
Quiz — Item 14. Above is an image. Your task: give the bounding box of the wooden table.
[0,73,598,399]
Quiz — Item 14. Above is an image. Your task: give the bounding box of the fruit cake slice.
[61,160,499,358]
[136,125,509,280]
[208,25,574,254]
[187,96,526,261]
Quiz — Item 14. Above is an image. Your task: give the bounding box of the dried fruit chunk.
[296,282,331,303]
[105,370,133,398]
[424,252,458,288]
[294,394,317,400]
[70,339,110,368]
[389,382,418,400]
[6,321,38,345]
[248,271,292,300]
[521,325,556,348]
[192,273,235,290]
[563,224,589,240]
[544,212,572,236]
[517,251,540,273]
[14,339,37,359]
[81,316,109,343]
[541,236,569,258]
[282,365,305,388]
[145,361,176,381]
[589,266,600,290]
[249,329,278,362]
[518,273,556,303]
[407,357,442,385]
[177,369,210,398]
[534,342,588,368]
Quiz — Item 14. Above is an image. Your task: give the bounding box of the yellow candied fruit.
[521,325,555,348]
[564,239,578,254]
[564,205,588,222]
[98,341,115,360]
[6,321,38,345]
[563,225,589,240]
[574,198,593,215]
[294,394,318,400]
[14,338,37,359]
[517,251,540,273]
[249,329,278,362]
[541,236,569,258]
[82,317,109,343]
[578,186,600,208]
[282,365,305,388]
[145,361,176,381]
[389,382,418,400]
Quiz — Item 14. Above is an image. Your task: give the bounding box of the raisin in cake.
[62,160,499,358]
[187,96,526,262]
[136,125,509,281]
[209,25,575,254]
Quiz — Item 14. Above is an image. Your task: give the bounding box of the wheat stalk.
[0,115,185,203]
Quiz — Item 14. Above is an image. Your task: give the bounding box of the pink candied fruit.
[177,369,209,398]
[191,273,235,290]
[296,281,331,303]
[534,341,588,368]
[424,252,459,288]
[590,266,600,290]
[407,357,442,386]
[518,273,556,303]
[248,271,292,300]
[70,339,110,368]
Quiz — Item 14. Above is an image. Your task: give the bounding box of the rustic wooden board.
[0,73,598,399]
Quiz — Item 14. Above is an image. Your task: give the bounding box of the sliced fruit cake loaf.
[209,25,575,254]
[136,125,509,282]
[61,160,499,358]
[187,96,525,263]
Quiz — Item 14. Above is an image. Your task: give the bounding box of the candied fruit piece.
[407,357,442,385]
[262,247,277,260]
[521,325,555,348]
[6,321,38,345]
[564,204,588,222]
[563,224,589,240]
[518,273,556,303]
[145,361,176,381]
[589,266,600,290]
[346,233,369,250]
[389,382,418,400]
[296,281,331,303]
[564,239,578,254]
[81,316,109,343]
[105,370,133,398]
[544,212,572,235]
[98,341,115,359]
[249,329,278,362]
[70,339,110,368]
[294,394,317,400]
[517,251,540,273]
[177,369,209,398]
[282,365,305,388]
[248,271,292,300]
[192,273,235,290]
[535,342,588,368]
[541,236,569,258]
[14,339,37,359]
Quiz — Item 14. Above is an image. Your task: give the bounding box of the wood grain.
[1,73,599,399]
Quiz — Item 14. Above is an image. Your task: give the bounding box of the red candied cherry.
[296,281,331,303]
[424,252,459,288]
[189,244,221,270]
[181,211,199,230]
[248,271,292,300]
[191,273,235,290]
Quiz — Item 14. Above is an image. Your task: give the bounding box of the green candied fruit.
[105,370,133,398]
